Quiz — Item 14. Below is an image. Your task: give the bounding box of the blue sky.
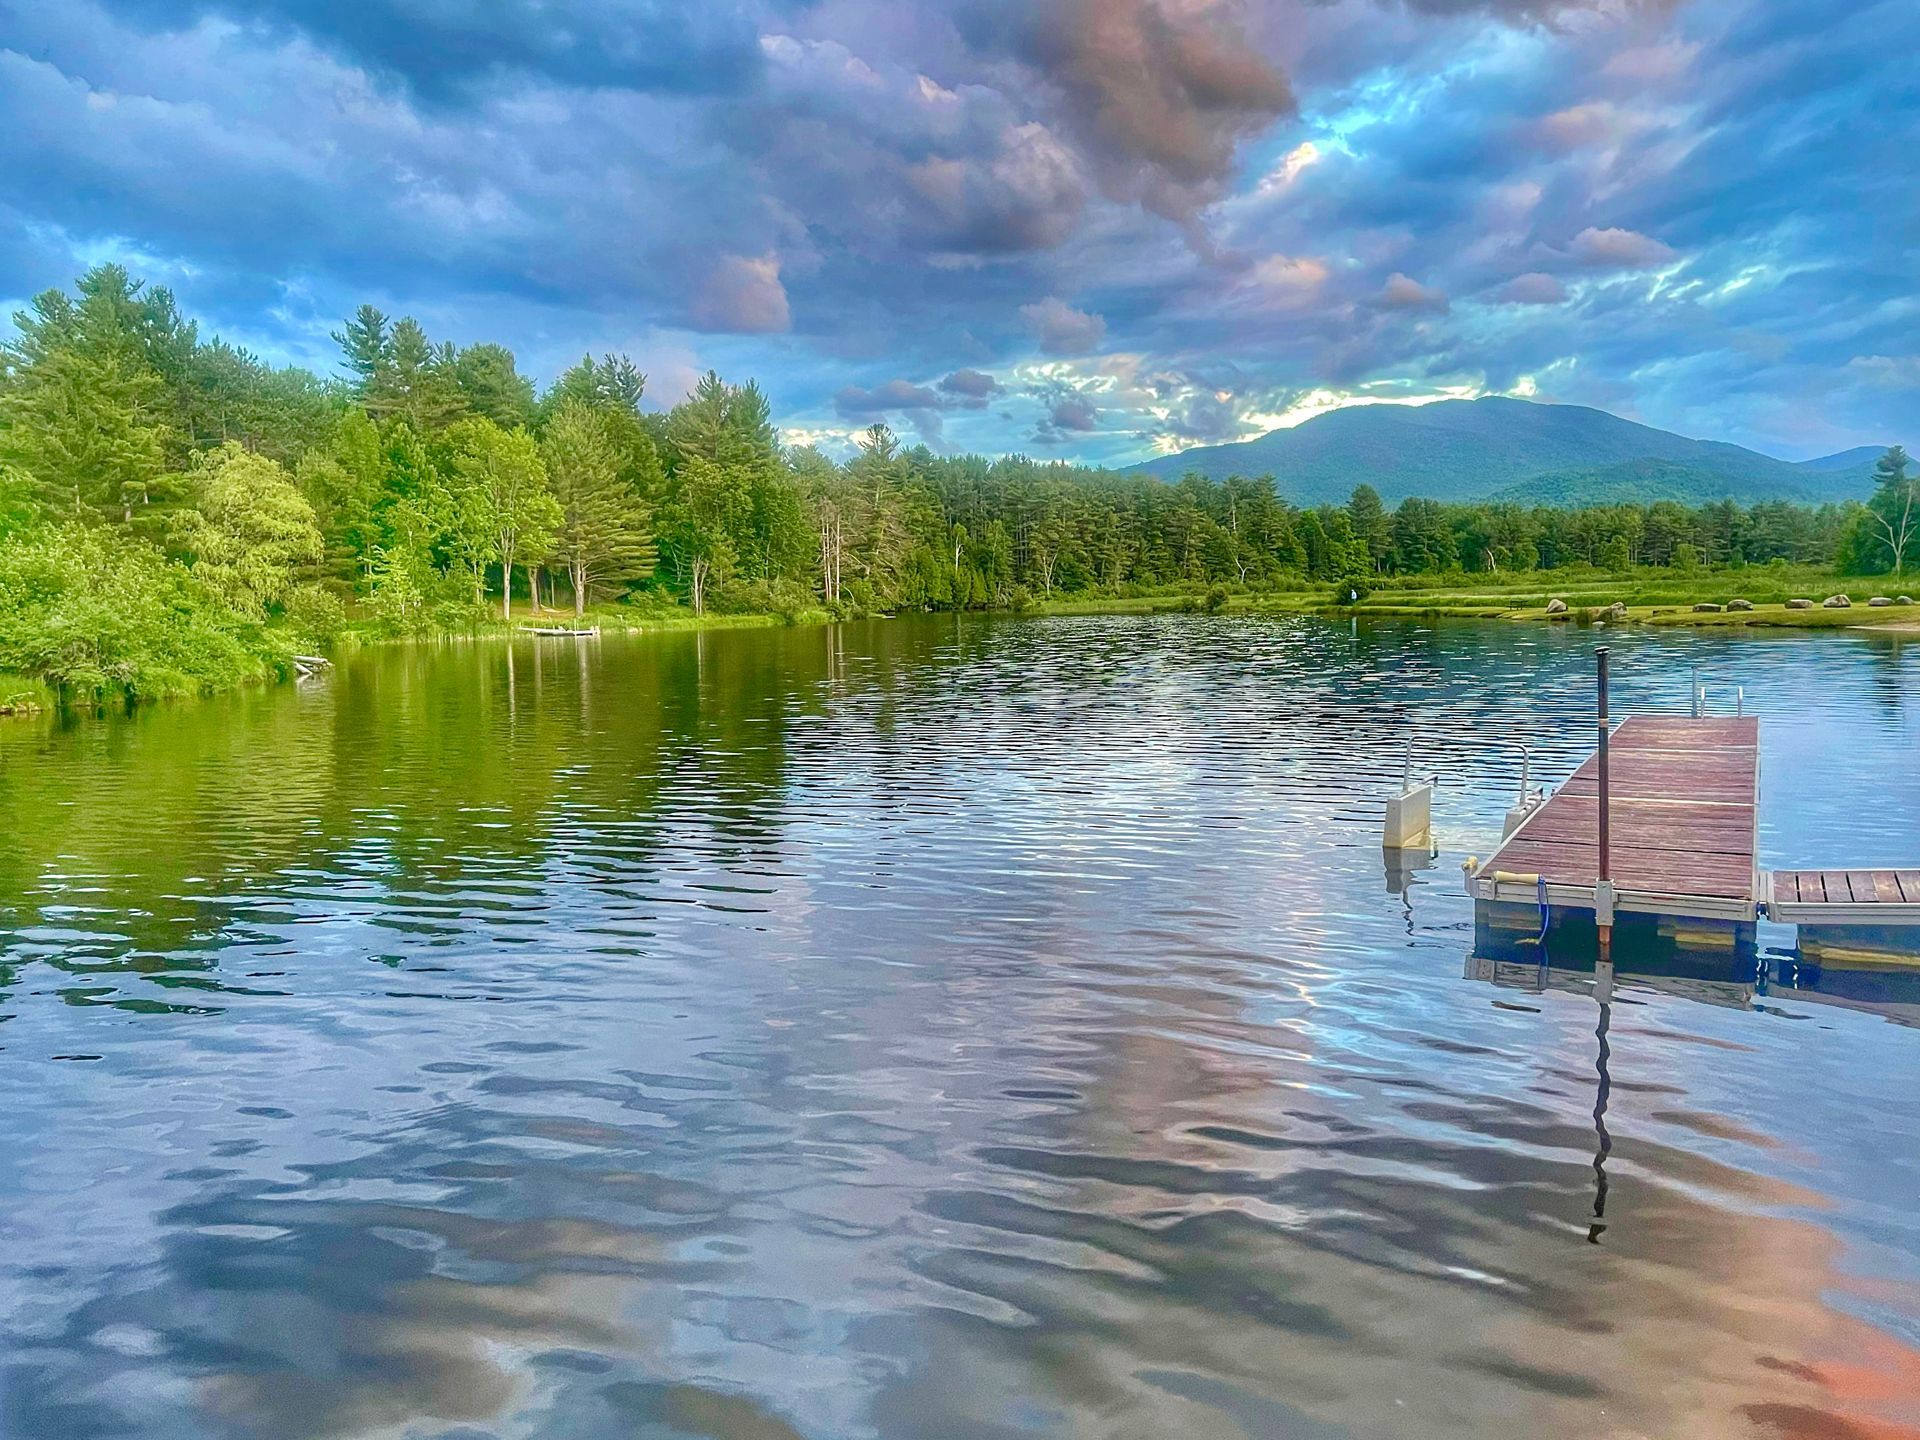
[1,0,1913,464]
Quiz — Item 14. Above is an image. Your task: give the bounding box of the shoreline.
[9,584,1915,722]
[1029,586,1920,633]
[0,606,826,722]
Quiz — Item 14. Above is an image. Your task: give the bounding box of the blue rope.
[1516,875,1551,955]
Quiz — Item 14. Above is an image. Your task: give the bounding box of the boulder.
[1726,598,1754,611]
[1607,601,1629,620]
[1823,594,1852,608]
[1869,596,1895,607]
[1786,598,1814,609]
[1545,598,1568,615]
[1900,596,1915,606]
[1692,602,1723,612]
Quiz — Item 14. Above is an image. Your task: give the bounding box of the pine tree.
[541,400,654,615]
[331,305,390,392]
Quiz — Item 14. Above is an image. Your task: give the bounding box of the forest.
[1,265,1914,703]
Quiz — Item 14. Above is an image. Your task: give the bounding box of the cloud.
[1534,102,1626,151]
[1020,296,1107,355]
[1567,226,1676,269]
[958,0,1294,225]
[1049,396,1100,431]
[1494,272,1568,305]
[107,0,768,99]
[1378,272,1450,313]
[690,254,791,333]
[903,122,1087,254]
[834,378,946,415]
[1163,388,1244,443]
[1242,254,1329,311]
[1,0,1911,467]
[1845,355,1920,390]
[939,367,1002,403]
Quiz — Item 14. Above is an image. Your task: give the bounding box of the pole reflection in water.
[1589,1001,1613,1246]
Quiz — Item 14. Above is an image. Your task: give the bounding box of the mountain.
[1125,396,1885,507]
[1795,445,1885,474]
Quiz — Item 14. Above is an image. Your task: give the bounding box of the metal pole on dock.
[1595,648,1615,998]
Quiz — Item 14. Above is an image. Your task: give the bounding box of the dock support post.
[1595,647,1615,994]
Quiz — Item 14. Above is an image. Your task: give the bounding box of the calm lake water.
[3,615,1918,1439]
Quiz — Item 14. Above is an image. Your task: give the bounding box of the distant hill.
[1125,396,1885,507]
[1794,444,1885,474]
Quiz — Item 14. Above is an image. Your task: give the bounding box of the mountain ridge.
[1125,396,1884,507]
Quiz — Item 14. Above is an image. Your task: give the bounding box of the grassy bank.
[338,602,831,648]
[10,566,1913,723]
[1026,567,1920,632]
[0,588,832,720]
[0,673,57,716]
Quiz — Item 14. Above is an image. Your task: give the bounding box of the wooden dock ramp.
[1471,716,1760,925]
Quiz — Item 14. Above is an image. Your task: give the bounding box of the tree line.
[1,265,1913,698]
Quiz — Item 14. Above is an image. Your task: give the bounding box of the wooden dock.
[1462,651,1919,980]
[1470,716,1761,923]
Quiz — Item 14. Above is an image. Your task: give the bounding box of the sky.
[0,0,1913,466]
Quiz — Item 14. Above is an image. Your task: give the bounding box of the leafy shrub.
[0,523,270,700]
[280,583,348,649]
[707,577,821,619]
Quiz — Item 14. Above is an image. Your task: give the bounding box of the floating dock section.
[1768,868,1920,968]
[1467,704,1920,972]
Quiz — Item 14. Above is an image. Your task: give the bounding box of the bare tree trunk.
[501,541,515,620]
[571,561,587,618]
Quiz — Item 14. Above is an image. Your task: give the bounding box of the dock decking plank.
[1491,837,1755,898]
[1771,869,1920,910]
[1480,714,1759,914]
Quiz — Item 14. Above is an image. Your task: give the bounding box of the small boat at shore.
[523,625,600,637]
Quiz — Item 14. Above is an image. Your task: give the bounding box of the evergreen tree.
[1347,484,1391,572]
[452,343,537,430]
[331,305,390,392]
[1858,445,1917,577]
[541,400,654,615]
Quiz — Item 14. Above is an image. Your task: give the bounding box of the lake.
[2,615,1917,1439]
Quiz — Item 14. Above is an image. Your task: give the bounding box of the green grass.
[336,599,837,649]
[1028,567,1920,631]
[0,673,56,716]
